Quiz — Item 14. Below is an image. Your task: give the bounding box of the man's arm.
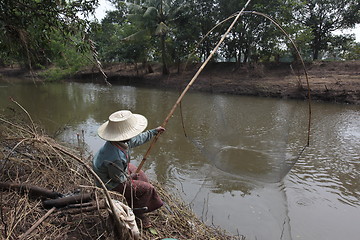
[128,127,165,147]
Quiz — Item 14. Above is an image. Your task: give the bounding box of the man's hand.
[130,173,139,180]
[155,126,166,134]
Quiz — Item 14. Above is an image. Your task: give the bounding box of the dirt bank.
[74,60,360,105]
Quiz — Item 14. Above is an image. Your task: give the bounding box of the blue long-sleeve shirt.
[92,129,158,190]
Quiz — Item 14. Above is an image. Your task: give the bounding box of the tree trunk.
[161,34,169,75]
[312,30,322,60]
[148,64,154,73]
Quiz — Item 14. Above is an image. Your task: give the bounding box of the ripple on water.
[289,160,360,208]
[296,197,315,207]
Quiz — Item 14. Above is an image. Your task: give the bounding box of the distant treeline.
[1,0,359,76]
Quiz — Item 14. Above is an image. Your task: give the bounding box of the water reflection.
[0,81,359,240]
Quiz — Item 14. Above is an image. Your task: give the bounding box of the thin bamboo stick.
[18,207,56,240]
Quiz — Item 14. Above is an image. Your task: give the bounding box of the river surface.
[0,81,359,240]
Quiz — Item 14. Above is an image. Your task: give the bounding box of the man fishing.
[92,110,165,228]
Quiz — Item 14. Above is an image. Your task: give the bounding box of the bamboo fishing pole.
[135,0,253,173]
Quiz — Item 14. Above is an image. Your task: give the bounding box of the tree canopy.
[1,0,359,74]
[294,0,360,60]
[94,0,360,69]
[0,0,99,68]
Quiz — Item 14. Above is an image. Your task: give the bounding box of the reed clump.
[0,113,243,240]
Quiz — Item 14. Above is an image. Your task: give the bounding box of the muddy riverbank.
[73,60,360,105]
[1,60,360,105]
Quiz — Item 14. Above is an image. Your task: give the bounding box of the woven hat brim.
[98,114,148,141]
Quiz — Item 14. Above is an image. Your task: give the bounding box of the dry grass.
[0,111,244,240]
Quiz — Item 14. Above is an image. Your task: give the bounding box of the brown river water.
[0,81,359,240]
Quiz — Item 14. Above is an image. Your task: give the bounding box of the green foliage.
[121,0,191,74]
[344,42,360,60]
[38,35,93,81]
[325,34,360,60]
[91,2,153,64]
[0,0,98,69]
[294,0,360,60]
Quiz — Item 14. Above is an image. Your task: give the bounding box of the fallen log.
[58,202,107,215]
[42,192,93,209]
[0,182,62,199]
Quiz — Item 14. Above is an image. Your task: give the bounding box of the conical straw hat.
[97,110,148,141]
